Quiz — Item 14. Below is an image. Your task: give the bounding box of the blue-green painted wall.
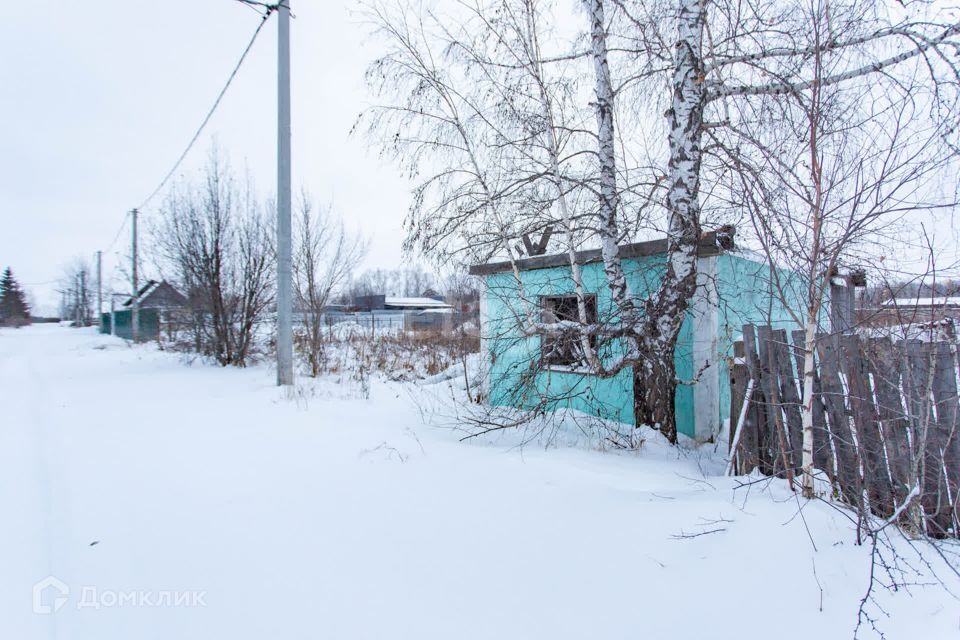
[712,253,805,435]
[482,250,803,439]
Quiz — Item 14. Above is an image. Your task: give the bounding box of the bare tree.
[361,0,960,442]
[154,150,276,366]
[59,258,94,327]
[294,194,367,376]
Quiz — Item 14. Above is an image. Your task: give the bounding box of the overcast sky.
[1,0,410,315]
[4,2,959,315]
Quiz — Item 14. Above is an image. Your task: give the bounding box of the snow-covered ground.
[1,324,957,639]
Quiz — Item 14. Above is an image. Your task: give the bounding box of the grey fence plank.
[729,355,756,474]
[818,336,861,505]
[758,325,787,476]
[841,334,893,517]
[867,337,913,515]
[931,341,958,537]
[903,340,943,536]
[774,329,803,470]
[743,325,772,475]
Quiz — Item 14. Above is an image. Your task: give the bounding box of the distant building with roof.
[858,296,960,328]
[350,292,454,332]
[102,280,188,341]
[122,280,188,312]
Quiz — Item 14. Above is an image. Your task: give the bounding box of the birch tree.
[694,0,960,494]
[362,0,960,443]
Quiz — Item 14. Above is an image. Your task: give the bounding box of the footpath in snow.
[1,325,957,639]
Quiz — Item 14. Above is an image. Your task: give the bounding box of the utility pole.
[131,209,139,343]
[276,0,294,386]
[96,250,102,328]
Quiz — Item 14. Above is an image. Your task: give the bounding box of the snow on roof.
[123,280,161,307]
[384,296,452,309]
[882,296,960,307]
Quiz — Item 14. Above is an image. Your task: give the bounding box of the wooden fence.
[729,325,960,538]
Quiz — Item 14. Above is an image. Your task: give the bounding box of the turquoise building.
[469,230,802,442]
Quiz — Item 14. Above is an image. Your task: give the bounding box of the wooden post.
[830,277,855,335]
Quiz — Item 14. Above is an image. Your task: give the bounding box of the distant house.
[858,296,960,329]
[123,280,188,313]
[103,280,188,341]
[353,293,454,331]
[469,228,804,442]
[354,294,453,313]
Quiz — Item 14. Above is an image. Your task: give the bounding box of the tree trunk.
[632,0,706,442]
[800,318,817,497]
[587,0,634,317]
[634,342,678,441]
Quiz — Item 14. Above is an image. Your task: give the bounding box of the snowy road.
[1,325,957,639]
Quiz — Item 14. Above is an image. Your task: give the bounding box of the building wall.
[713,253,805,438]
[482,251,803,440]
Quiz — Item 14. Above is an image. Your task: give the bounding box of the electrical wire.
[135,5,278,211]
[103,213,130,254]
[84,2,278,293]
[235,0,278,14]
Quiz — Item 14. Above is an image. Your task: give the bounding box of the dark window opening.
[540,294,598,367]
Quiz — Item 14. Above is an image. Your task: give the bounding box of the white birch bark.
[801,319,817,498]
[587,0,635,319]
[655,0,705,337]
[525,3,602,371]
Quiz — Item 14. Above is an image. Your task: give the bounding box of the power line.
[103,212,129,254]
[235,0,277,15]
[82,4,279,309]
[135,5,278,211]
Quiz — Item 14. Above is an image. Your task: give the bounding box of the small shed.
[469,229,802,442]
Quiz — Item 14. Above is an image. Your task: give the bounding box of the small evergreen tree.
[0,267,31,327]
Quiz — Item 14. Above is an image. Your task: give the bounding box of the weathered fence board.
[729,339,757,475]
[732,326,960,538]
[931,341,959,536]
[757,325,788,476]
[841,334,893,517]
[817,336,862,505]
[867,338,913,513]
[773,329,803,470]
[742,325,772,475]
